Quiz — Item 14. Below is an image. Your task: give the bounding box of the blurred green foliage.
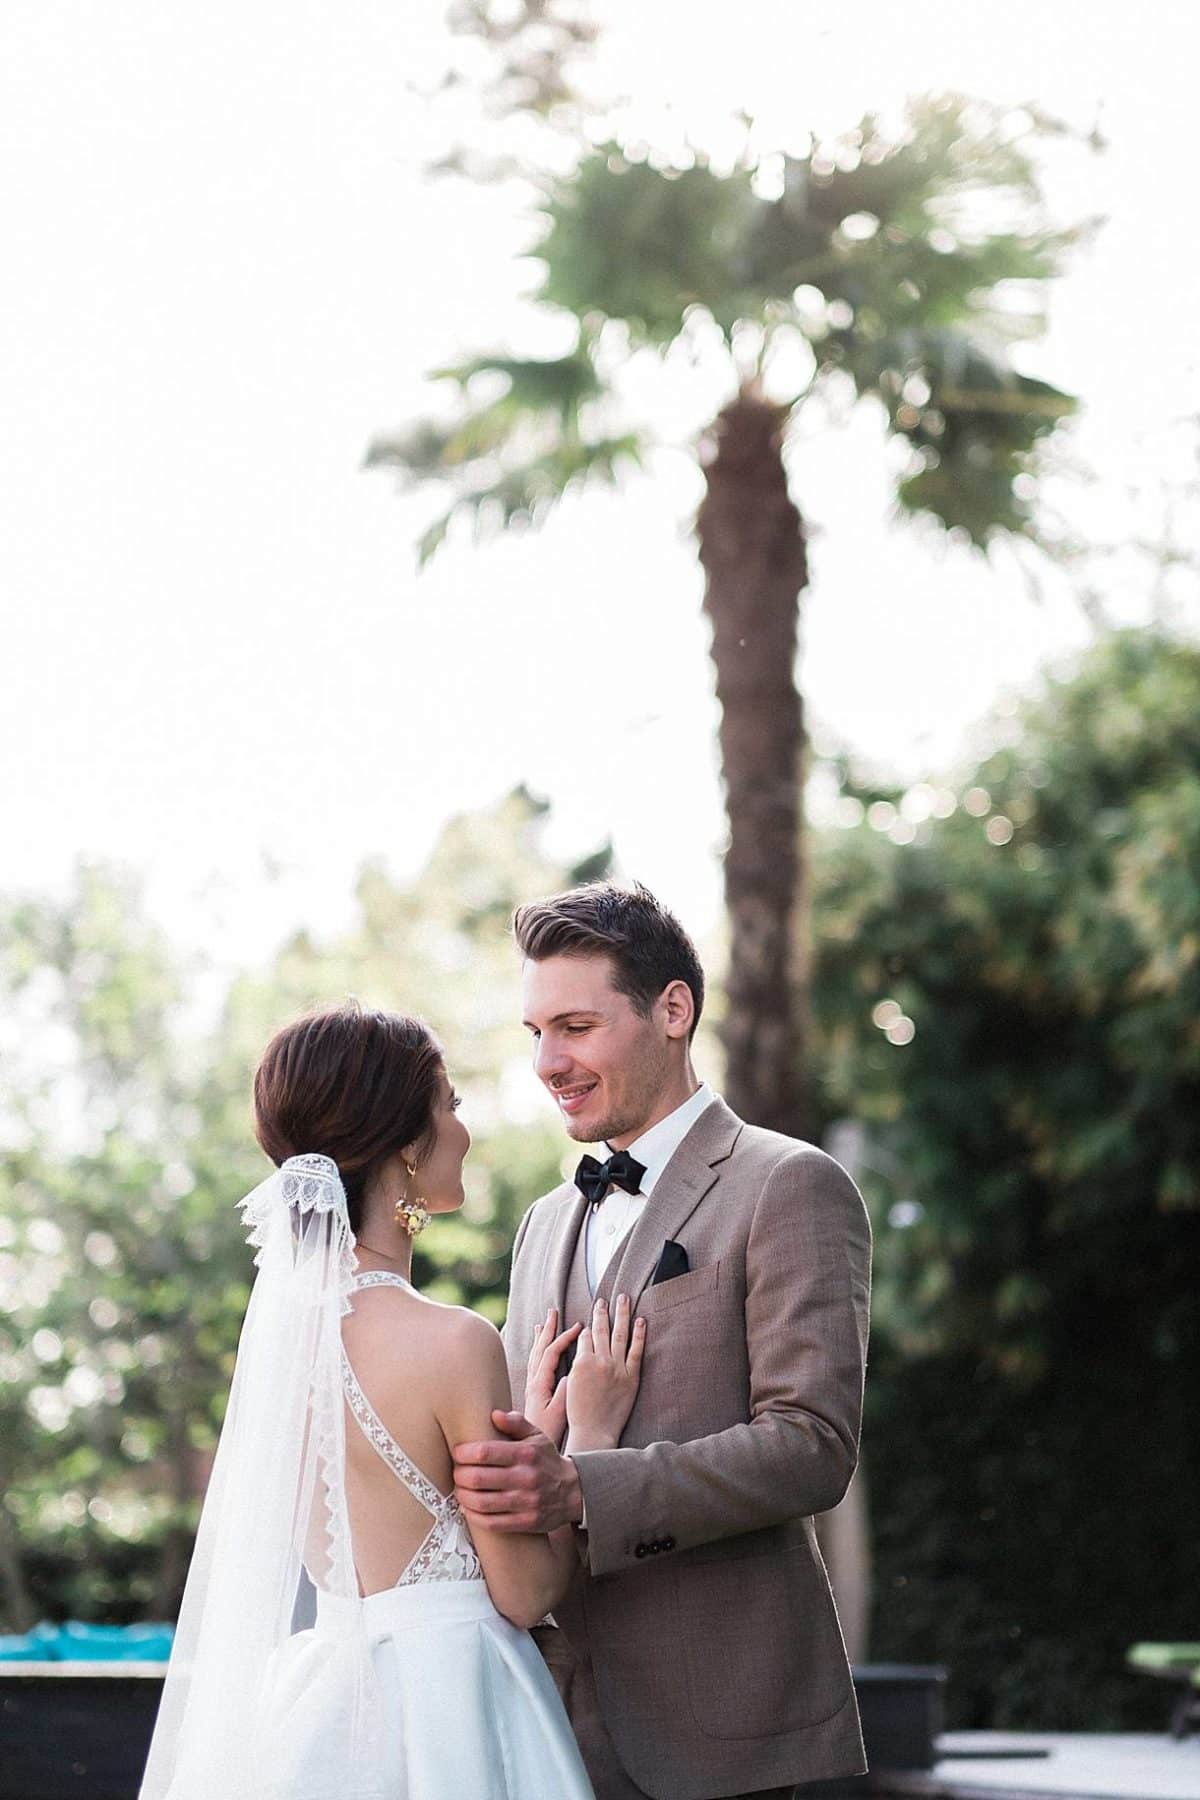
[3,641,1198,1736]
[811,628,1200,1727]
[0,789,607,1626]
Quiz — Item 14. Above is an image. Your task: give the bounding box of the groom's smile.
[552,1079,599,1120]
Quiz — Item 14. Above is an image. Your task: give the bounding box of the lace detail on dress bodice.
[343,1272,483,1588]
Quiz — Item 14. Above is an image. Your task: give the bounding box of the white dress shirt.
[584,1082,714,1293]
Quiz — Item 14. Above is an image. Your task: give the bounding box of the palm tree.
[367,95,1086,1139]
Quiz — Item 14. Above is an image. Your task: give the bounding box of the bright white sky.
[2,0,1196,977]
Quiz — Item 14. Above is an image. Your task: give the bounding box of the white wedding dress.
[257,1271,594,1800]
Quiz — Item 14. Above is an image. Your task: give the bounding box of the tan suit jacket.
[503,1096,873,1800]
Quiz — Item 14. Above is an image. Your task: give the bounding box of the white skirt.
[257,1579,595,1800]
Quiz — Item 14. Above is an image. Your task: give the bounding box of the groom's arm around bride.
[454,882,872,1800]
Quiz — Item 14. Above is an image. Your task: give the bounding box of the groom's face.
[521,952,672,1147]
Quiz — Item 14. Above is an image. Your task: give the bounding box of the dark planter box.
[854,1662,948,1772]
[0,1664,164,1800]
[804,1664,949,1795]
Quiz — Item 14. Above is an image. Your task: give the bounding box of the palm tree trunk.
[696,384,812,1139]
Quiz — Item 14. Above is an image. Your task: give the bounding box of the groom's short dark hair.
[513,881,704,1039]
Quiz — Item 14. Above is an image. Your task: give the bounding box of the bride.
[141,1001,644,1800]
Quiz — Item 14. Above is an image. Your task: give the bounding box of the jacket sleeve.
[500,1199,538,1411]
[570,1146,872,1578]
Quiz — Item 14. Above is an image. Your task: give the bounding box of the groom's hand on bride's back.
[453,1413,584,1534]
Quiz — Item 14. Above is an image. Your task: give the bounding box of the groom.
[453,883,872,1800]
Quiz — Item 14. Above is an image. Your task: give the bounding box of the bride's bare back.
[340,1277,479,1593]
[337,1269,574,1628]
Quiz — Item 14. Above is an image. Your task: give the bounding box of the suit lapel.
[598,1096,744,1309]
[542,1184,590,1317]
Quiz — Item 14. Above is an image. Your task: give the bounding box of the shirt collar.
[607,1082,714,1198]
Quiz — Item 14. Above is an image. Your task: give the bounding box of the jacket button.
[663,1537,676,1551]
[634,1544,647,1558]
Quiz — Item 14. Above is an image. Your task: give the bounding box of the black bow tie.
[574,1150,646,1206]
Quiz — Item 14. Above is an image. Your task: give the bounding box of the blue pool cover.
[0,1621,174,1662]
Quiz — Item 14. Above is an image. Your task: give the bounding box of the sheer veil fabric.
[140,1155,387,1800]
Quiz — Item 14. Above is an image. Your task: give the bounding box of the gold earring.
[394,1160,431,1238]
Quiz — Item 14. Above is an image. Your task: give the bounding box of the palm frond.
[430,350,604,422]
[363,419,467,486]
[366,345,607,484]
[535,147,764,345]
[375,89,1088,563]
[408,433,644,567]
[853,327,1078,547]
[366,337,647,565]
[744,97,1095,329]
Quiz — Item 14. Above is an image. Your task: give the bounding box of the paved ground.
[882,1733,1200,1800]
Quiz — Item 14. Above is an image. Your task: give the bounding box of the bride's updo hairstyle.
[253,1001,443,1233]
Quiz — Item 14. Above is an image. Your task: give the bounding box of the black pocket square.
[650,1239,690,1285]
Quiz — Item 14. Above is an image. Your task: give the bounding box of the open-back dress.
[259,1271,594,1799]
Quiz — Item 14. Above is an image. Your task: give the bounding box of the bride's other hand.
[565,1294,647,1452]
[523,1307,583,1447]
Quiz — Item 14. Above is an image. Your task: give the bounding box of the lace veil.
[140,1154,385,1800]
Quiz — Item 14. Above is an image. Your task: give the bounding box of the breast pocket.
[637,1259,721,1314]
[635,1260,748,1442]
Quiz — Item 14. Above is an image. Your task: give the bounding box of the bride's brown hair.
[252,1001,443,1233]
